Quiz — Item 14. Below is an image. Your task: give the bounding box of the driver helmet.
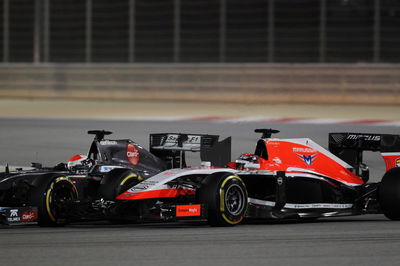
[67,154,93,173]
[238,153,259,163]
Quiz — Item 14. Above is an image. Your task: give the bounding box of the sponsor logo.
[22,210,38,222]
[293,147,317,166]
[163,172,175,175]
[126,144,140,165]
[293,147,317,153]
[130,185,149,191]
[166,134,178,142]
[5,208,38,224]
[396,158,400,168]
[10,209,18,217]
[164,135,179,146]
[176,204,201,217]
[296,153,317,165]
[187,135,201,144]
[99,165,123,173]
[7,209,21,223]
[100,140,117,145]
[347,134,380,141]
[128,181,155,192]
[272,157,282,164]
[7,217,21,222]
[100,166,112,172]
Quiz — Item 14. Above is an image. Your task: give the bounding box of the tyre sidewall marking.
[118,174,143,196]
[120,174,142,186]
[222,213,244,225]
[45,182,56,222]
[45,177,77,223]
[218,175,246,225]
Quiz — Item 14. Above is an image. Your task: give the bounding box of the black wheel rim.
[49,182,76,219]
[224,184,245,216]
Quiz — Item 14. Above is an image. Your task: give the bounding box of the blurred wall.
[0,63,399,105]
[0,1,399,104]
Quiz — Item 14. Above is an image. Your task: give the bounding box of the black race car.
[0,130,229,226]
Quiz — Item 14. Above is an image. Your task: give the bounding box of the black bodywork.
[0,130,168,224]
[0,131,231,225]
[1,131,166,200]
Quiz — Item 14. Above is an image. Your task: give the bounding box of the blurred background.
[0,0,399,105]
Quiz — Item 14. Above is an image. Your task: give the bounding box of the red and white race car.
[116,129,400,226]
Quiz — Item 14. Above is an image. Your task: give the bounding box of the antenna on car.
[254,128,280,138]
[5,163,9,175]
[88,130,113,141]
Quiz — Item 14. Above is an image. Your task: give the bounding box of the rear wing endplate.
[150,133,231,168]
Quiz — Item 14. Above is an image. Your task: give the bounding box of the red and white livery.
[115,129,400,226]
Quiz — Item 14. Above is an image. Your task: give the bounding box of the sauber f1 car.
[115,129,400,226]
[0,130,230,226]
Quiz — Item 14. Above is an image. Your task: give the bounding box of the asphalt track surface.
[1,118,400,266]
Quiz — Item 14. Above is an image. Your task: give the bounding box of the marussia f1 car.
[0,130,230,226]
[115,129,400,226]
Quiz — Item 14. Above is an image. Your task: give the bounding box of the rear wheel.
[29,175,78,226]
[379,167,400,220]
[98,169,142,200]
[199,173,248,226]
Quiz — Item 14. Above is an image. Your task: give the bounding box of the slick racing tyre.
[98,169,143,200]
[379,167,400,220]
[199,173,248,226]
[29,174,78,226]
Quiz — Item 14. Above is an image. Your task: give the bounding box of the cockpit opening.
[254,139,268,160]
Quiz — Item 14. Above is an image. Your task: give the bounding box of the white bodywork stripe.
[381,152,400,156]
[127,168,237,193]
[248,198,353,209]
[285,167,361,187]
[267,138,354,169]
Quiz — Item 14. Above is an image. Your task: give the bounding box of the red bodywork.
[381,153,400,171]
[228,139,364,186]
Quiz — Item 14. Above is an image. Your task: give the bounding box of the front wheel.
[379,167,400,220]
[199,173,248,226]
[29,175,78,226]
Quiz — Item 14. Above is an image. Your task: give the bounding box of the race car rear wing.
[329,132,400,172]
[150,133,231,168]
